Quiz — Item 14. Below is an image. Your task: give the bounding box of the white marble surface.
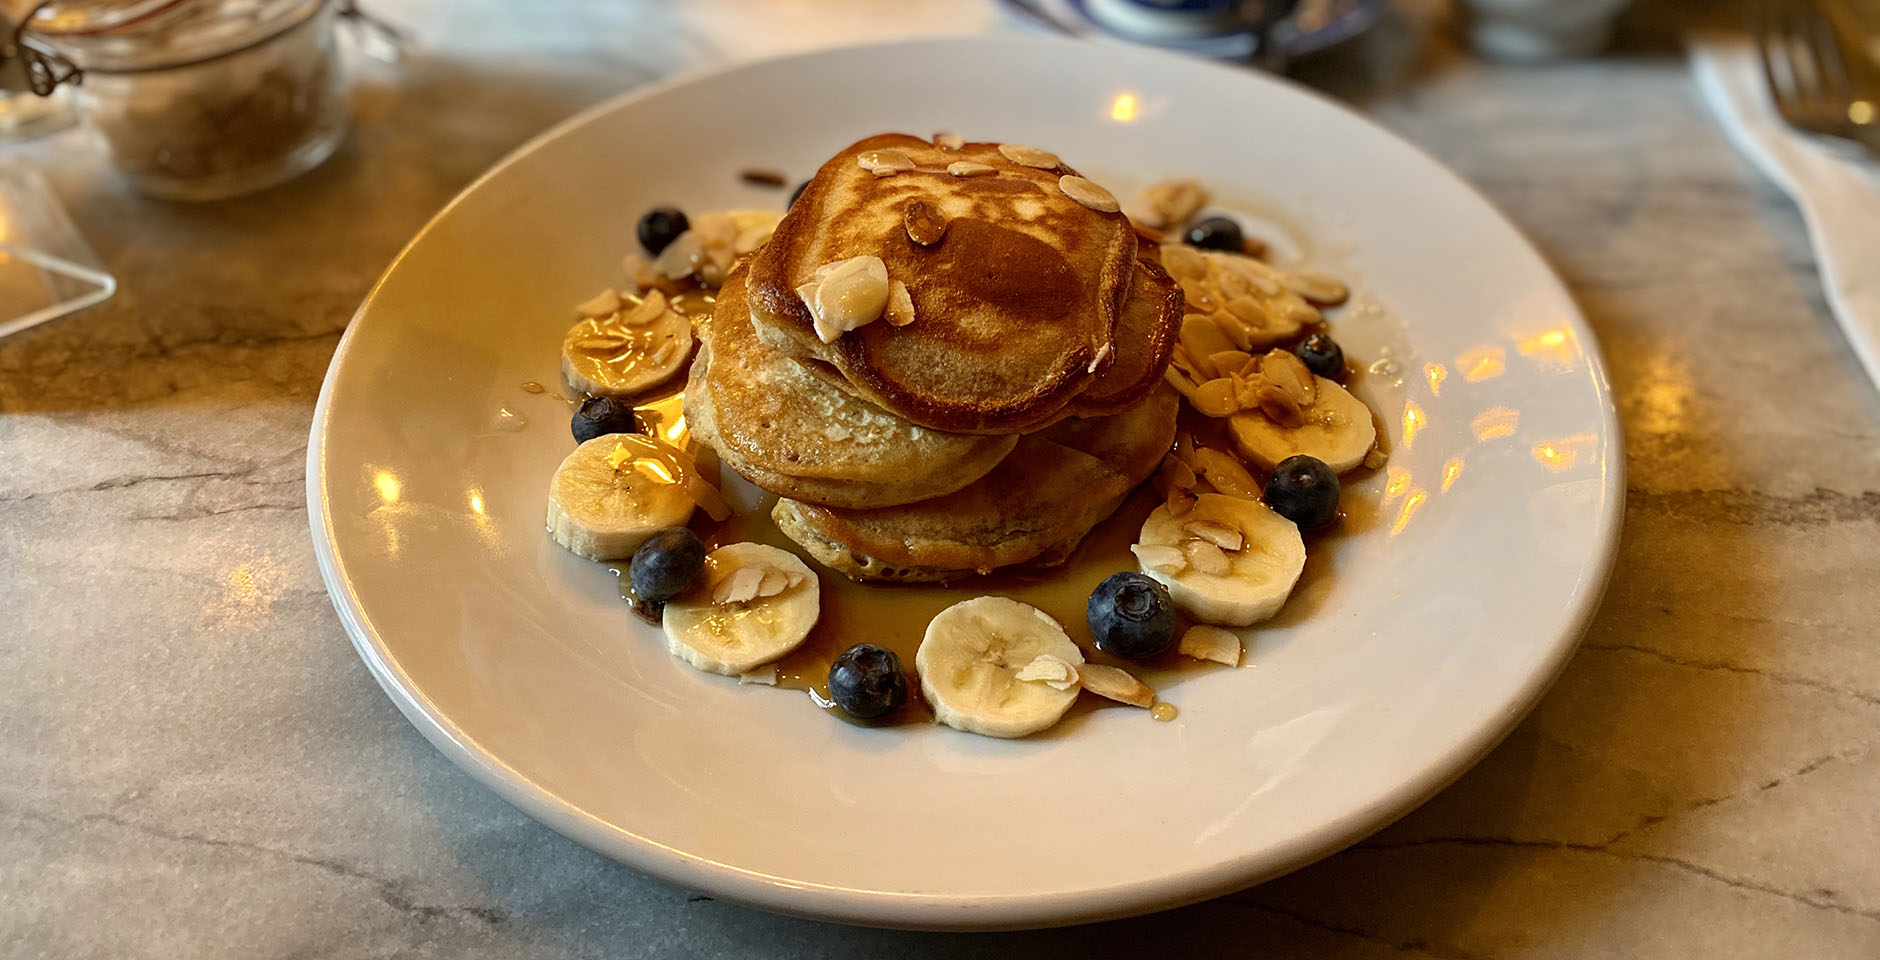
[4,1,1878,956]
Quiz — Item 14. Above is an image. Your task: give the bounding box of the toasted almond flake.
[1016,653,1081,691]
[1079,664,1155,708]
[1140,179,1209,229]
[713,566,765,605]
[1216,266,1254,300]
[799,256,891,343]
[684,474,731,522]
[997,143,1060,168]
[1256,384,1307,429]
[784,570,809,587]
[1183,519,1243,552]
[575,288,622,318]
[1280,269,1350,306]
[617,290,670,327]
[1260,349,1317,407]
[1131,220,1167,245]
[946,161,997,177]
[1192,447,1262,500]
[1180,315,1237,377]
[1191,378,1240,418]
[1174,430,1198,465]
[733,224,775,256]
[1179,625,1242,667]
[1165,485,1197,518]
[756,568,790,598]
[1181,540,1231,575]
[1223,295,1270,329]
[1160,244,1206,282]
[1163,367,1201,402]
[857,149,916,176]
[653,232,703,279]
[1232,373,1263,410]
[1364,448,1390,470]
[934,132,965,150]
[1279,298,1322,328]
[1158,455,1198,493]
[903,199,948,246]
[1131,543,1187,574]
[738,667,780,685]
[885,279,916,327]
[1207,349,1252,377]
[1058,175,1120,213]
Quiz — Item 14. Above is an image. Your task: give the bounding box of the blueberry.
[1184,216,1244,253]
[1087,572,1177,660]
[1295,333,1345,380]
[628,528,706,603]
[636,206,689,256]
[787,180,810,209]
[828,643,906,720]
[1264,455,1340,531]
[571,396,637,444]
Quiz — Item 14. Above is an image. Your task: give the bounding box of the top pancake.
[686,263,1019,509]
[746,133,1139,434]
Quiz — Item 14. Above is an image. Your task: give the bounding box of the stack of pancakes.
[686,134,1183,582]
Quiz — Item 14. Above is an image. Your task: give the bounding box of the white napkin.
[1691,36,1880,391]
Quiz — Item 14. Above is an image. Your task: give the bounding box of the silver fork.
[1752,0,1880,155]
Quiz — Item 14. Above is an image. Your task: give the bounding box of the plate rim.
[307,33,1625,930]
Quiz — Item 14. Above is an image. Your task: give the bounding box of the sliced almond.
[756,568,791,598]
[1016,653,1081,691]
[1131,543,1188,575]
[1181,540,1230,576]
[800,256,890,343]
[997,143,1060,168]
[933,132,965,150]
[1165,485,1197,518]
[1192,447,1262,500]
[1058,175,1120,213]
[1087,342,1113,374]
[1232,373,1263,411]
[1180,315,1236,376]
[946,161,996,177]
[1256,384,1307,429]
[1364,448,1390,470]
[1207,350,1252,377]
[1183,519,1243,552]
[885,279,916,327]
[857,149,916,176]
[684,474,732,522]
[1174,431,1198,465]
[653,231,703,280]
[1191,378,1240,418]
[1163,367,1201,402]
[1179,625,1242,667]
[1279,269,1350,306]
[738,667,780,686]
[574,288,622,319]
[1160,244,1206,282]
[1223,295,1270,331]
[1260,349,1317,407]
[1079,664,1155,708]
[904,199,948,246]
[1158,454,1198,493]
[713,566,765,605]
[1140,179,1208,229]
[617,290,669,327]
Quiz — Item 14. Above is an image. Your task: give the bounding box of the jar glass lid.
[23,0,325,71]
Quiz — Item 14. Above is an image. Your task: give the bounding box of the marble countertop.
[5,1,1878,956]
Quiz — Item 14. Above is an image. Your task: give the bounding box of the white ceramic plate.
[309,36,1621,931]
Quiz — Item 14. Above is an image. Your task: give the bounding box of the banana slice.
[916,597,1086,739]
[547,434,696,560]
[562,290,695,398]
[1228,377,1377,474]
[1134,493,1305,627]
[663,543,820,675]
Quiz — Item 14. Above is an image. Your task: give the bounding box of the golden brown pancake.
[774,384,1179,582]
[746,133,1138,435]
[686,265,1019,509]
[1065,258,1182,417]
